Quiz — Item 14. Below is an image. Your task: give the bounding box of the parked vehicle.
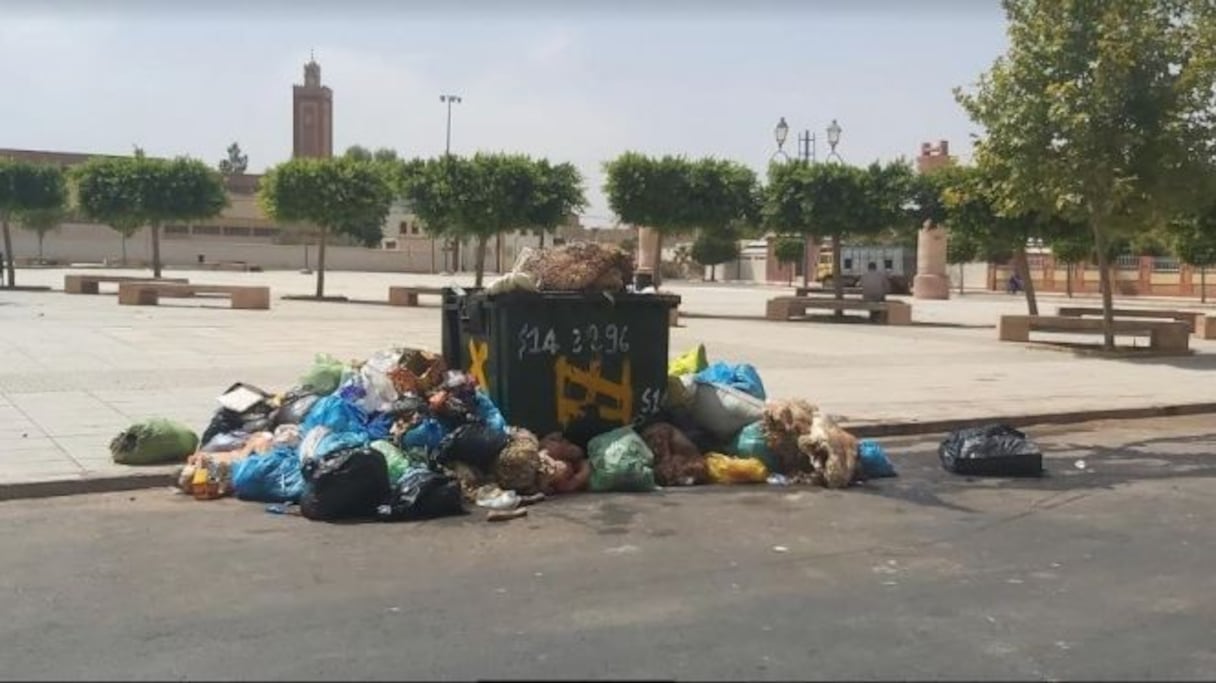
[816,245,917,293]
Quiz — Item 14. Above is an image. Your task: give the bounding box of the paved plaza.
[2,267,1215,486]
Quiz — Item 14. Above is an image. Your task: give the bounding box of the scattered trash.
[939,424,1044,477]
[487,507,528,522]
[1074,459,1087,470]
[110,419,199,465]
[772,545,790,553]
[706,452,768,484]
[476,486,521,511]
[766,473,790,486]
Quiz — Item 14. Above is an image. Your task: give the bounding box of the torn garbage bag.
[402,418,448,455]
[727,421,780,472]
[299,353,346,395]
[939,425,1043,477]
[110,419,199,465]
[301,394,368,436]
[858,439,897,479]
[686,381,766,442]
[273,391,320,426]
[587,426,656,493]
[377,468,465,521]
[300,447,391,522]
[232,444,306,503]
[694,361,767,400]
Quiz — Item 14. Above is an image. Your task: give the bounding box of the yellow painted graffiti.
[553,356,633,428]
[467,339,489,390]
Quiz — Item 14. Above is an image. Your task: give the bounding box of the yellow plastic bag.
[706,452,768,484]
[669,344,708,377]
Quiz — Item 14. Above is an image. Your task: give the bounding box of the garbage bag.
[494,428,542,494]
[858,439,897,479]
[762,399,818,475]
[300,447,391,522]
[299,427,368,465]
[402,417,449,455]
[587,426,656,493]
[519,241,635,292]
[388,349,448,395]
[370,439,426,484]
[301,394,368,436]
[176,451,241,500]
[939,425,1043,477]
[706,452,768,484]
[377,468,466,521]
[200,408,244,448]
[641,422,708,487]
[231,444,306,503]
[799,415,860,489]
[200,430,251,454]
[300,353,346,395]
[727,421,780,472]
[474,390,508,434]
[273,392,320,426]
[538,432,590,494]
[436,423,510,471]
[669,344,708,377]
[686,381,766,442]
[356,351,401,414]
[110,419,200,465]
[694,361,767,400]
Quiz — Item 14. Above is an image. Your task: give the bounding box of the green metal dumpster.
[441,288,680,445]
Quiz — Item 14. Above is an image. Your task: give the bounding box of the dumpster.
[442,288,681,445]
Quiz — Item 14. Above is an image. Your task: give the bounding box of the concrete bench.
[117,282,270,310]
[388,286,447,307]
[1056,306,1210,338]
[64,274,187,295]
[999,315,1190,352]
[766,296,912,325]
[794,286,863,298]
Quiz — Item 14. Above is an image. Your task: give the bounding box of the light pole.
[440,94,462,155]
[823,118,846,306]
[825,118,843,163]
[772,117,791,162]
[798,129,816,163]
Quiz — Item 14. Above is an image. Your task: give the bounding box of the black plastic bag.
[299,447,391,521]
[435,423,509,471]
[377,468,465,521]
[939,424,1043,477]
[200,408,244,447]
[273,392,320,426]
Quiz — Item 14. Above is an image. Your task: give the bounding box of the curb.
[843,401,1216,439]
[3,402,1215,502]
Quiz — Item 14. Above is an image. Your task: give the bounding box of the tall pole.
[797,129,816,290]
[439,94,462,271]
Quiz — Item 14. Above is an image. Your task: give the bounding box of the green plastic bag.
[299,353,346,395]
[727,421,779,472]
[110,419,200,465]
[588,426,656,492]
[370,440,428,484]
[669,344,708,377]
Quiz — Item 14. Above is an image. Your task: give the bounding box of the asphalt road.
[2,416,1215,681]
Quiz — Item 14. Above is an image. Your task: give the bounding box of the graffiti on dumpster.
[554,356,634,428]
[467,339,490,390]
[517,323,631,360]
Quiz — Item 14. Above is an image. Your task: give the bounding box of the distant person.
[0,251,5,286]
[1007,272,1023,294]
[860,262,889,322]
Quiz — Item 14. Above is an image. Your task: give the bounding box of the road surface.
[1,415,1214,680]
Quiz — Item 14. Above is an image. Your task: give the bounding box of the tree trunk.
[832,233,844,317]
[710,264,716,282]
[958,262,965,294]
[652,232,664,288]
[495,233,504,273]
[801,234,811,290]
[1202,266,1208,304]
[37,232,45,262]
[2,213,15,288]
[475,234,489,287]
[1091,221,1115,350]
[315,228,328,298]
[121,234,128,266]
[1066,263,1073,298]
[538,231,546,249]
[1015,247,1039,315]
[150,222,163,279]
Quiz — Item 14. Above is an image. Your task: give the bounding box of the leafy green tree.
[946,228,981,295]
[527,160,587,248]
[956,0,1216,348]
[109,216,143,266]
[691,230,740,282]
[1169,213,1216,303]
[76,154,226,278]
[344,145,373,162]
[773,235,804,287]
[603,153,699,287]
[18,206,67,262]
[0,159,67,287]
[1049,232,1092,299]
[218,142,248,176]
[259,156,394,297]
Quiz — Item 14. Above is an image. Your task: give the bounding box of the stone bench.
[117,282,270,310]
[766,296,912,325]
[794,286,863,298]
[64,274,187,295]
[1056,306,1211,338]
[388,286,447,307]
[999,315,1190,352]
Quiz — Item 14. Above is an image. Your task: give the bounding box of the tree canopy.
[0,159,67,286]
[218,142,248,175]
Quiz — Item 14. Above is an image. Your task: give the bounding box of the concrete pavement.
[1,267,1215,492]
[1,415,1214,680]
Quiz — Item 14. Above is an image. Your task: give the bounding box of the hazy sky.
[0,0,1008,225]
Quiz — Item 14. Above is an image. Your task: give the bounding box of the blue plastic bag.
[859,439,897,479]
[366,412,394,441]
[402,418,449,455]
[728,421,779,472]
[694,362,767,400]
[232,444,306,503]
[314,430,368,460]
[474,391,507,434]
[301,394,368,436]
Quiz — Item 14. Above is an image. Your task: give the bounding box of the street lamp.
[440,94,463,155]
[772,117,790,162]
[825,118,843,162]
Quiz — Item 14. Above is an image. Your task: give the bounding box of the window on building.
[1152,256,1180,272]
[844,257,854,270]
[1115,254,1140,270]
[383,240,398,250]
[398,221,409,236]
[410,223,421,235]
[192,225,221,236]
[883,258,894,270]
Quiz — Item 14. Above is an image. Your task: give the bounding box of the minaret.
[292,52,333,158]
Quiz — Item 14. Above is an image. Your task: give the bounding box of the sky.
[0,0,1008,226]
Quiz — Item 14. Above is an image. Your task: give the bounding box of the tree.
[218,142,248,176]
[956,0,1216,349]
[1169,212,1216,303]
[109,216,143,266]
[603,153,699,287]
[0,159,67,288]
[76,154,227,278]
[18,206,67,262]
[259,156,394,297]
[1049,233,1091,299]
[373,148,400,164]
[946,228,981,295]
[691,230,739,281]
[773,235,804,286]
[528,160,587,249]
[344,145,373,162]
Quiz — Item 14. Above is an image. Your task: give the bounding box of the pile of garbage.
[107,340,905,524]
